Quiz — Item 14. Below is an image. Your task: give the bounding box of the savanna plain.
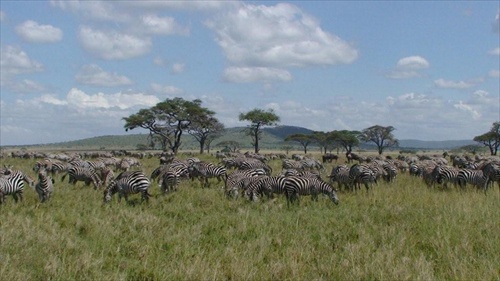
[1,152,499,281]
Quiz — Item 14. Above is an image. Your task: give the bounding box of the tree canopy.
[239,108,280,153]
[473,121,500,155]
[285,133,313,154]
[360,125,398,155]
[123,97,217,154]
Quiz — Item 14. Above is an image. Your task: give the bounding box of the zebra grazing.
[481,162,500,192]
[35,168,54,203]
[348,164,376,192]
[61,166,102,189]
[329,164,351,191]
[189,161,227,188]
[0,170,35,203]
[104,171,151,204]
[382,163,398,183]
[457,169,488,190]
[225,168,267,198]
[245,176,287,201]
[160,166,190,194]
[284,176,339,206]
[432,165,459,189]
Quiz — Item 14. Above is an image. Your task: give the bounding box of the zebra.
[225,168,267,198]
[282,159,304,171]
[188,161,227,188]
[0,170,35,203]
[35,168,54,203]
[284,176,339,206]
[61,166,102,189]
[237,159,272,175]
[104,171,151,204]
[329,164,351,191]
[160,166,190,194]
[432,165,459,189]
[457,169,488,190]
[245,176,287,201]
[382,163,398,183]
[348,164,376,192]
[481,162,500,192]
[151,159,190,186]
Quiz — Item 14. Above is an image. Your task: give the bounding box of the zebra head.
[330,189,339,205]
[103,180,118,203]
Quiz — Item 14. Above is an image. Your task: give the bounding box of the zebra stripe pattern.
[284,176,339,206]
[245,176,287,201]
[61,166,102,189]
[457,169,488,190]
[329,164,351,191]
[349,164,376,192]
[35,168,54,203]
[432,165,459,189]
[189,161,227,187]
[104,171,151,204]
[0,170,34,203]
[160,166,190,194]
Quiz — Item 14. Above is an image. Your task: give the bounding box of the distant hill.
[1,125,476,151]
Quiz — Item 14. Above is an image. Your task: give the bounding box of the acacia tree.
[123,97,214,154]
[285,133,313,154]
[239,109,280,153]
[360,125,398,155]
[311,131,331,154]
[330,130,361,154]
[188,115,224,154]
[473,121,500,155]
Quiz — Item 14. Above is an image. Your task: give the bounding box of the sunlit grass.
[1,155,499,280]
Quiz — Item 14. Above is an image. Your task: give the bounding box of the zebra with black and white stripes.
[189,161,227,188]
[329,164,351,191]
[104,171,151,204]
[0,170,35,203]
[481,162,500,192]
[61,166,102,189]
[284,176,339,206]
[348,164,376,192]
[225,168,267,198]
[457,169,488,190]
[245,176,287,201]
[35,168,54,203]
[432,165,459,189]
[160,165,190,194]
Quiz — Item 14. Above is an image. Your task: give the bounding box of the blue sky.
[1,1,499,146]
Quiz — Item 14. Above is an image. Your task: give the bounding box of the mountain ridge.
[1,126,476,150]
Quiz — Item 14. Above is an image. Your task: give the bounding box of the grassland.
[1,153,499,280]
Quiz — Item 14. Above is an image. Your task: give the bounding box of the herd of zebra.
[0,150,499,206]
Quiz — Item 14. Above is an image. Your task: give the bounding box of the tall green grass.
[1,155,499,280]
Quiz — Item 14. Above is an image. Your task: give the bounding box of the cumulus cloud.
[488,47,500,55]
[434,78,473,89]
[0,45,43,75]
[64,88,160,109]
[386,56,429,79]
[15,20,63,43]
[4,79,45,94]
[171,63,185,74]
[150,83,184,96]
[78,26,151,60]
[75,64,132,86]
[206,3,357,82]
[223,67,292,83]
[139,15,189,36]
[489,70,500,78]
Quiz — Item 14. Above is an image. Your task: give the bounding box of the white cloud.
[15,20,63,43]
[4,79,45,94]
[139,15,189,36]
[206,3,357,82]
[488,47,500,55]
[153,57,166,66]
[223,67,292,83]
[150,83,184,96]
[171,63,185,74]
[434,78,473,89]
[454,101,481,120]
[493,10,499,34]
[0,45,44,75]
[75,64,132,86]
[63,88,159,110]
[386,56,429,79]
[488,70,500,78]
[78,26,151,60]
[50,1,131,22]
